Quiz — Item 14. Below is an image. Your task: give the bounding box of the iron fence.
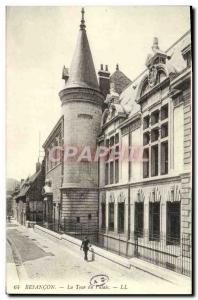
[35,220,192,277]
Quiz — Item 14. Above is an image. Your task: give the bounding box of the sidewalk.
[34,224,191,288]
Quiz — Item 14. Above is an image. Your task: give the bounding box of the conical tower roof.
[65,8,99,91]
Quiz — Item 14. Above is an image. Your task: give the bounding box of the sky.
[6,6,191,180]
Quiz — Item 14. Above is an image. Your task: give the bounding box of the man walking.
[80,236,90,261]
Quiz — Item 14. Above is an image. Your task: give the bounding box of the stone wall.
[61,188,99,232]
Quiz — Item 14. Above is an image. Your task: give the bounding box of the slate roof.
[119,30,191,117]
[110,69,132,95]
[65,17,99,91]
[16,170,41,199]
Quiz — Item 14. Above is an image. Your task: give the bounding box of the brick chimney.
[98,64,110,99]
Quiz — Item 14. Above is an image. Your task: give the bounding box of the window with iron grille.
[118,202,125,233]
[149,202,160,241]
[135,202,144,237]
[101,203,106,229]
[108,202,114,231]
[166,201,180,245]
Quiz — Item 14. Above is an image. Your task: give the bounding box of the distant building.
[6,178,19,217]
[15,161,45,226]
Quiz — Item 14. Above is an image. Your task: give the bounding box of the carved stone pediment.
[149,187,161,203]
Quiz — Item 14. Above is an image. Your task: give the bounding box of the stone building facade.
[98,32,192,272]
[14,161,45,226]
[41,10,192,272]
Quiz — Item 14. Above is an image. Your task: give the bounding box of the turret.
[59,8,104,231]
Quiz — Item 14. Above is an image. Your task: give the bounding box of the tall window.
[143,149,149,178]
[101,203,106,229]
[118,203,125,233]
[161,141,168,175]
[105,139,109,185]
[108,203,114,231]
[149,202,160,241]
[151,145,158,176]
[105,163,109,185]
[105,133,119,185]
[115,160,119,183]
[167,201,180,245]
[142,104,169,178]
[135,202,144,237]
[110,161,114,184]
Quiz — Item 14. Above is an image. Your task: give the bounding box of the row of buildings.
[11,9,192,275]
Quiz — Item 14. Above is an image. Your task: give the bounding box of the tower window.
[76,217,80,223]
[88,214,92,220]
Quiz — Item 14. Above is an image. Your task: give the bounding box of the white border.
[1,1,197,299]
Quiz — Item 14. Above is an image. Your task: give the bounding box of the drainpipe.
[128,128,131,241]
[128,185,131,241]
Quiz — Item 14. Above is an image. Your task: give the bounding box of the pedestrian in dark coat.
[80,236,90,261]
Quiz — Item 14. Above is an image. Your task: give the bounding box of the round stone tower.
[59,9,104,232]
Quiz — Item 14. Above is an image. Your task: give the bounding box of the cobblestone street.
[6,223,191,295]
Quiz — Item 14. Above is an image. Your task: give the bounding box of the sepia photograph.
[6,5,192,295]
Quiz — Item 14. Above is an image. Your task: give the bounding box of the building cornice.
[118,112,141,130]
[136,77,170,105]
[42,116,64,149]
[59,87,104,107]
[100,174,182,191]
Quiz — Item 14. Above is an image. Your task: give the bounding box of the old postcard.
[6,6,192,295]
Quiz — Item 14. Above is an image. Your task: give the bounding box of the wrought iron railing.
[35,220,191,277]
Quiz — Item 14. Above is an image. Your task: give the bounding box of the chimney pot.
[100,64,103,70]
[105,65,108,71]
